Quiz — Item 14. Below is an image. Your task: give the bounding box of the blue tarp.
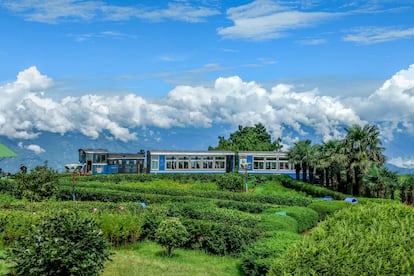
[317,196,333,201]
[344,197,358,203]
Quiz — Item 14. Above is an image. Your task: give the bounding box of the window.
[254,157,264,170]
[151,156,159,170]
[93,153,107,163]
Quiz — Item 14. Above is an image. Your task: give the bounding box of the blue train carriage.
[238,151,295,177]
[78,148,146,175]
[147,150,236,174]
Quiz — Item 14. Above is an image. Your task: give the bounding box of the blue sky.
[1,0,414,168]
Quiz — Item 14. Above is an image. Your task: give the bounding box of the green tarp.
[0,143,17,158]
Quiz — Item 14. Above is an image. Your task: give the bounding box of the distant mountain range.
[1,124,413,175]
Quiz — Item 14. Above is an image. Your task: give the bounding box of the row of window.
[151,156,227,170]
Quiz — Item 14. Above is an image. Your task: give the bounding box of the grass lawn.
[102,242,241,276]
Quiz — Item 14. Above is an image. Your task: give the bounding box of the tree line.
[209,123,414,200]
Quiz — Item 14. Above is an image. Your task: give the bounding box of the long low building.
[238,151,295,177]
[147,150,236,174]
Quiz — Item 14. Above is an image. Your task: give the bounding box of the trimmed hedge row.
[307,200,350,221]
[278,175,346,200]
[164,202,261,228]
[240,231,301,276]
[59,182,313,206]
[0,201,146,247]
[139,204,260,256]
[269,203,414,275]
[272,206,319,233]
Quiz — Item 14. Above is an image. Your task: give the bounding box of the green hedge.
[182,219,260,256]
[0,211,39,245]
[240,231,301,276]
[307,200,350,221]
[272,206,319,233]
[165,202,261,228]
[59,182,312,206]
[279,175,346,200]
[269,203,414,275]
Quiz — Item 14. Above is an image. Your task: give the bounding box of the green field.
[1,173,413,275]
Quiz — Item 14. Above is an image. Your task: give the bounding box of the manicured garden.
[0,168,413,275]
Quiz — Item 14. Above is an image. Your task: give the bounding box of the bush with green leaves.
[155,217,189,257]
[7,210,111,276]
[0,210,39,246]
[272,206,319,233]
[216,173,244,192]
[308,199,350,221]
[14,162,59,201]
[269,203,414,275]
[240,231,301,276]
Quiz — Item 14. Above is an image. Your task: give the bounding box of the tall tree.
[287,140,312,182]
[343,124,385,196]
[209,123,282,151]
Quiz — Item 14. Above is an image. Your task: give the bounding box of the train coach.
[147,150,235,174]
[238,151,296,178]
[71,148,296,177]
[76,149,146,175]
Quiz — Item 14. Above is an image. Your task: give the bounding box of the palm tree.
[318,140,348,191]
[343,124,385,196]
[287,140,312,182]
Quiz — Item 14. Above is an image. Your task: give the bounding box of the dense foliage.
[287,124,388,197]
[155,218,189,257]
[7,210,111,276]
[209,123,282,151]
[216,173,245,192]
[269,203,414,275]
[13,162,59,201]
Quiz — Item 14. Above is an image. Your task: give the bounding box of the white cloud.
[2,64,414,148]
[344,26,414,44]
[0,0,219,23]
[388,157,414,169]
[349,64,414,140]
[218,0,337,40]
[17,142,45,154]
[26,144,46,154]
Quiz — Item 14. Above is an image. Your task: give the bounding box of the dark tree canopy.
[209,123,282,151]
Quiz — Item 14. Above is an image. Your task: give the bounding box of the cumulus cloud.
[2,64,414,147]
[217,0,338,40]
[18,142,45,154]
[349,64,414,140]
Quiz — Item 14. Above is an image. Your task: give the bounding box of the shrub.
[140,205,168,241]
[257,211,298,233]
[272,206,319,233]
[269,203,414,275]
[308,200,350,221]
[13,162,59,201]
[182,219,259,256]
[216,173,244,192]
[7,210,111,276]
[97,212,143,246]
[0,211,39,245]
[155,218,188,257]
[240,231,301,276]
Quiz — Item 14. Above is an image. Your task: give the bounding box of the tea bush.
[240,231,301,276]
[13,163,59,201]
[307,199,350,221]
[7,210,111,276]
[155,218,189,257]
[216,173,244,192]
[269,203,414,275]
[272,206,319,233]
